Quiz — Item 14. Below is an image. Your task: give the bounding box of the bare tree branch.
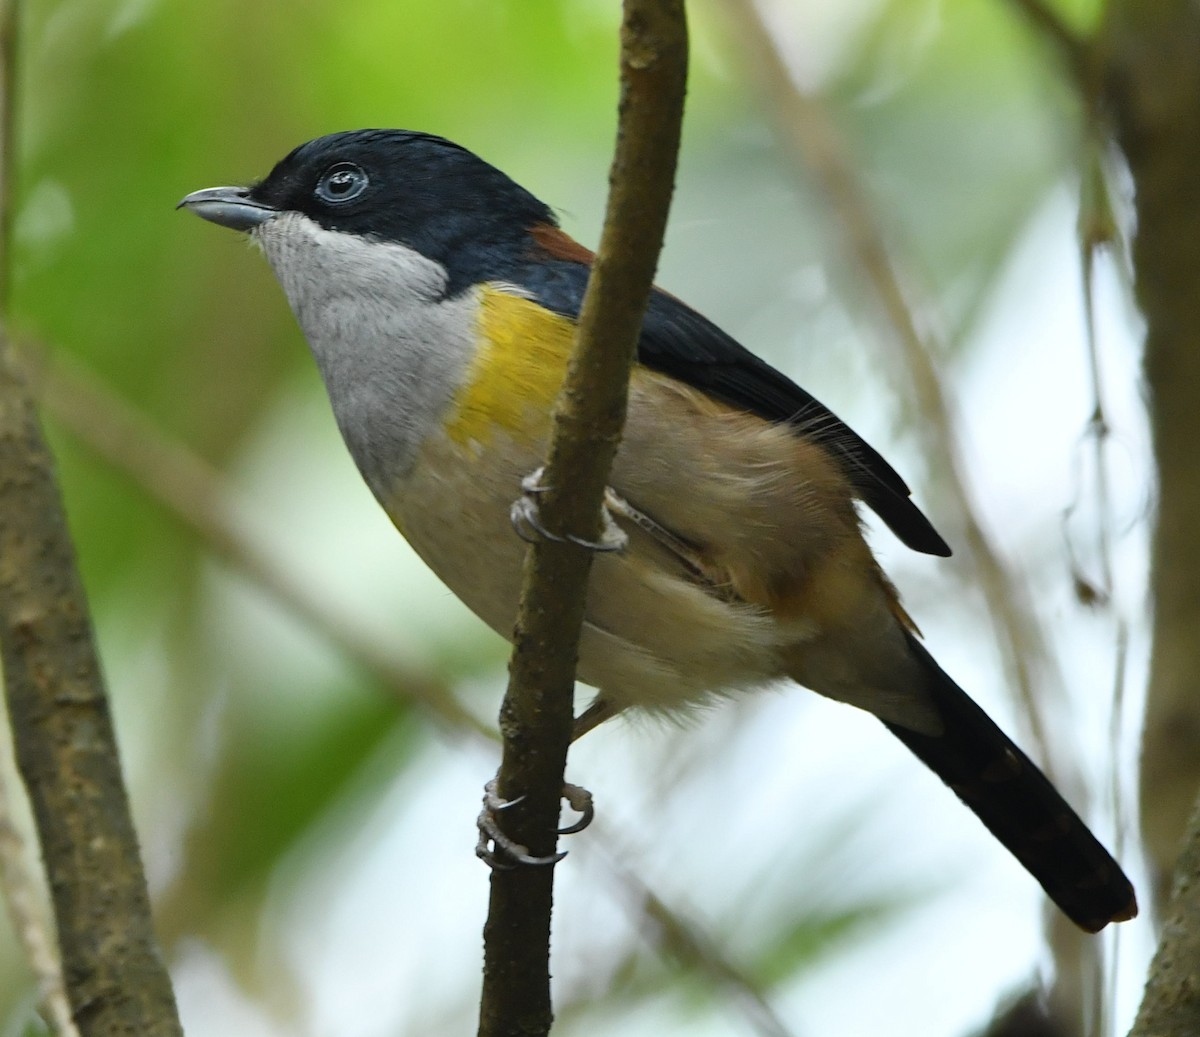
[1100,0,1200,924]
[0,2,182,1032]
[477,2,687,1034]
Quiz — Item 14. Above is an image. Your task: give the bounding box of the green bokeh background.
[1,1,1148,1034]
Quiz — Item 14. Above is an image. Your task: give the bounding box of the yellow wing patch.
[445,286,575,448]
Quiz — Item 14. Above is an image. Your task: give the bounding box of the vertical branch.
[476,2,688,1035]
[1099,0,1200,1031]
[1128,790,1200,1037]
[0,2,183,1034]
[1101,0,1200,918]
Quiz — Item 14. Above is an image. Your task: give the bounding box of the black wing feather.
[516,259,950,557]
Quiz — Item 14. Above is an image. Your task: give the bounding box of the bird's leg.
[572,697,620,741]
[600,489,712,578]
[509,466,629,552]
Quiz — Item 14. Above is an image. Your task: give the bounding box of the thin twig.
[600,849,798,1037]
[477,2,688,1034]
[1062,146,1126,1037]
[723,0,1062,775]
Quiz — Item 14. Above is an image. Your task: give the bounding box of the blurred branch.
[604,853,797,1037]
[0,1,183,1033]
[974,989,1073,1037]
[1003,0,1091,88]
[1045,150,1131,1037]
[477,2,687,1035]
[1101,0,1200,918]
[32,352,494,744]
[0,6,71,1034]
[721,0,1060,771]
[0,759,78,1037]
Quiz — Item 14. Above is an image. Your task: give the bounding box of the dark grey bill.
[177,186,277,231]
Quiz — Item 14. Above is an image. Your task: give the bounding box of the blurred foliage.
[0,1,1136,1036]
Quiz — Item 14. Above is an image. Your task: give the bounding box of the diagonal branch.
[602,851,798,1037]
[476,2,688,1035]
[722,0,1063,777]
[34,352,492,743]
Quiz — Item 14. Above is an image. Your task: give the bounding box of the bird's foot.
[475,777,595,870]
[509,467,628,553]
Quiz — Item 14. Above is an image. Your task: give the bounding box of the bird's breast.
[442,286,575,449]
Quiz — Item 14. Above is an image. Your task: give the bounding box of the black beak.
[177,186,278,231]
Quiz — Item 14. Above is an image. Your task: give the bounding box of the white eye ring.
[315,162,369,204]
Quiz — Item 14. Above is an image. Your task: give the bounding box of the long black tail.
[884,633,1137,932]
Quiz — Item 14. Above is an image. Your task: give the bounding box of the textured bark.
[475,2,688,1035]
[1128,790,1200,1037]
[0,343,183,1037]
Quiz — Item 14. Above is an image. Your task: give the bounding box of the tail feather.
[886,633,1137,932]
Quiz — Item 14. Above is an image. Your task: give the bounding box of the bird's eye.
[315,163,369,204]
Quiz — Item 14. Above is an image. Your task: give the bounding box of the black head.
[185,130,560,295]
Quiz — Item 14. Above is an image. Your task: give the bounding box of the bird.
[178,128,1137,932]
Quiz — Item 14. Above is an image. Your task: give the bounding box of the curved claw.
[566,530,626,553]
[475,778,596,867]
[509,467,629,553]
[476,810,567,869]
[476,777,568,869]
[472,835,566,868]
[510,494,567,546]
[557,782,595,835]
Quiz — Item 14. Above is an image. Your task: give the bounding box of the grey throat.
[251,212,479,502]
